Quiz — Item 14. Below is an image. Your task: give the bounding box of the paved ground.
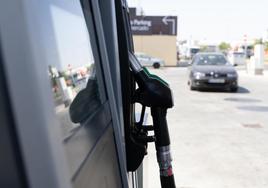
[143,67,268,188]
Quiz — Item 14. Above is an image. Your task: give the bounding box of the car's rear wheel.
[153,62,160,69]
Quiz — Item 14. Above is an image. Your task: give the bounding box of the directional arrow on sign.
[162,16,176,35]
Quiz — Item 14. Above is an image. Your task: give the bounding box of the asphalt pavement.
[143,67,268,188]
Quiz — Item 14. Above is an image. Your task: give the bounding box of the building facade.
[130,8,178,66]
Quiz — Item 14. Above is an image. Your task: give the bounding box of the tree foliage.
[254,38,263,45]
[254,38,268,51]
[218,42,231,51]
[200,45,208,52]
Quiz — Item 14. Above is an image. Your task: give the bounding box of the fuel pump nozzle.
[129,53,176,188]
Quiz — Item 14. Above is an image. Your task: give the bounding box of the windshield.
[194,54,228,66]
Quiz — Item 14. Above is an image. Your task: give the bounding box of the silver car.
[188,53,238,92]
[135,52,165,69]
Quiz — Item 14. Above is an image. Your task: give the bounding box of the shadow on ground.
[197,86,250,94]
[237,106,268,112]
[224,97,261,103]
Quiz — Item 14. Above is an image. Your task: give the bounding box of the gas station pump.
[0,0,177,187]
[113,0,177,186]
[128,53,176,188]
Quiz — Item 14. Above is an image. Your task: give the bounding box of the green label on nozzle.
[143,67,169,86]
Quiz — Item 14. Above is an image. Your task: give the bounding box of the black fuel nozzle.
[133,69,173,109]
[129,52,176,188]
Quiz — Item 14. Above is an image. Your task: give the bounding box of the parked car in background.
[135,52,165,69]
[185,46,200,59]
[228,52,246,66]
[241,45,254,58]
[188,53,238,92]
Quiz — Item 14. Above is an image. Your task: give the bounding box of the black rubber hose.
[151,107,176,188]
[151,107,170,146]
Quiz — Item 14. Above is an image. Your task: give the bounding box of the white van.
[228,52,246,66]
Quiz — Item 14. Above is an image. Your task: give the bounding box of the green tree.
[218,42,231,51]
[200,45,208,52]
[254,38,263,45]
[264,42,268,51]
[254,38,268,51]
